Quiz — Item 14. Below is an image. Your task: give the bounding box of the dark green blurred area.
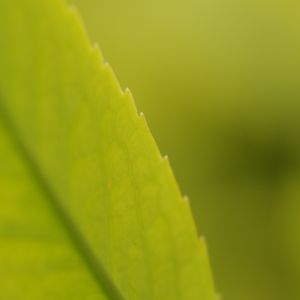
[68,0,300,299]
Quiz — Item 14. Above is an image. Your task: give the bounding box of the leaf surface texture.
[0,1,217,299]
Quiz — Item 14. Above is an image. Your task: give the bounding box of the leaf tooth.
[92,42,106,65]
[161,154,175,172]
[102,61,124,97]
[161,154,176,176]
[182,194,194,210]
[199,235,206,243]
[122,87,145,120]
[163,154,169,161]
[123,87,131,95]
[103,61,110,68]
[183,195,190,203]
[123,87,140,115]
[182,195,198,226]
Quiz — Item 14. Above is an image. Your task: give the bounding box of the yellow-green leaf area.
[0,0,217,299]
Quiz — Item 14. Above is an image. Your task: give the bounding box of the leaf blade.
[0,100,124,299]
[0,0,217,299]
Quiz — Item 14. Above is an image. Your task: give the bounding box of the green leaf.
[0,0,217,299]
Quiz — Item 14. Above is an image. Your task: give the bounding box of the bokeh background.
[68,0,300,299]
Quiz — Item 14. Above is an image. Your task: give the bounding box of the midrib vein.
[0,99,125,300]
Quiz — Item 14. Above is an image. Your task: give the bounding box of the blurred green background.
[68,0,300,299]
